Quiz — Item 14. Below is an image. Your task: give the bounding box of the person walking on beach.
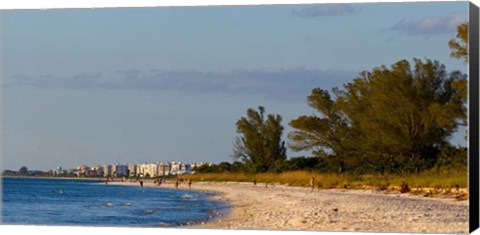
[310,176,315,192]
[175,179,179,190]
[253,178,257,187]
[140,180,144,187]
[188,178,192,189]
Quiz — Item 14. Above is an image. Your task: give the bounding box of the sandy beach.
[107,180,469,234]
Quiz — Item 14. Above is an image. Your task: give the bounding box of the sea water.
[1,177,229,227]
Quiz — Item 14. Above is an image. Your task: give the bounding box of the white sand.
[107,180,469,233]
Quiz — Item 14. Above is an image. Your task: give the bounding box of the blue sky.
[2,2,469,171]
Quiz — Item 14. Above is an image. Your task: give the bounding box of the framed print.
[1,0,479,234]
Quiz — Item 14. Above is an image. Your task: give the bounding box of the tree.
[338,58,467,173]
[18,166,29,176]
[233,106,287,173]
[449,23,468,64]
[288,88,357,173]
[289,58,467,174]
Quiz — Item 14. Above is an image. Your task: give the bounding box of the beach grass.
[185,169,467,193]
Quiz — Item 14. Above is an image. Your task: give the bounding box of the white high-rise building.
[103,165,112,177]
[157,162,171,176]
[128,164,137,177]
[137,163,158,177]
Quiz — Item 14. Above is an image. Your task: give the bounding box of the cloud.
[6,68,357,101]
[291,4,359,18]
[8,72,102,89]
[390,14,467,36]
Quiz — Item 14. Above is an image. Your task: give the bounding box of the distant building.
[54,166,65,176]
[183,163,192,174]
[90,165,102,177]
[146,163,158,177]
[170,162,192,175]
[169,162,178,175]
[83,169,94,177]
[103,165,112,177]
[157,162,171,176]
[137,163,158,177]
[91,165,102,171]
[62,160,209,178]
[113,164,128,177]
[76,165,90,176]
[128,164,137,177]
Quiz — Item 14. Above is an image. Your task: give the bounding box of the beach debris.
[332,208,338,212]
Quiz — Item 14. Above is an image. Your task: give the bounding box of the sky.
[1,2,470,171]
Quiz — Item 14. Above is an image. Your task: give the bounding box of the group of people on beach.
[175,178,192,189]
[154,179,164,186]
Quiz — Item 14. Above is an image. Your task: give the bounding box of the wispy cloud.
[10,72,102,89]
[390,14,467,36]
[291,4,359,18]
[6,68,357,101]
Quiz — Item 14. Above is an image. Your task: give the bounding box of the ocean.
[1,177,229,227]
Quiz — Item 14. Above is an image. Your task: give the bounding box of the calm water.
[1,177,229,227]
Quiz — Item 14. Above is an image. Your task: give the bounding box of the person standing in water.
[140,180,143,187]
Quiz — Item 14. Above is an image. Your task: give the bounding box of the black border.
[469,1,479,233]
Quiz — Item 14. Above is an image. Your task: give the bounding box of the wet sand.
[107,180,469,233]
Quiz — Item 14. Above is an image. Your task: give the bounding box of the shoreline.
[1,176,103,181]
[106,180,469,233]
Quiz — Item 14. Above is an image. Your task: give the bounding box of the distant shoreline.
[1,176,102,180]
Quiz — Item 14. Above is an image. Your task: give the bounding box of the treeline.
[195,156,325,173]
[198,23,469,176]
[2,166,50,177]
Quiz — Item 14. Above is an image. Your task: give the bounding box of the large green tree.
[289,58,467,174]
[288,88,357,173]
[339,58,467,172]
[233,106,287,173]
[449,22,468,64]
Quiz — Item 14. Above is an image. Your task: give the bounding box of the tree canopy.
[233,106,287,173]
[448,22,468,64]
[18,166,29,176]
[289,58,467,174]
[288,88,357,173]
